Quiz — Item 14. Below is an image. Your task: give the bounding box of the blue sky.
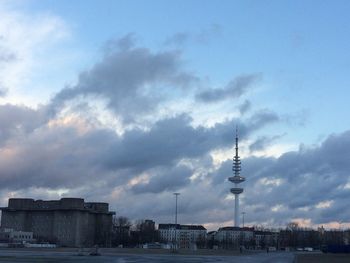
[12,0,350,142]
[0,0,350,230]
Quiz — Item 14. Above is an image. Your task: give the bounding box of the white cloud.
[271,204,285,212]
[315,200,333,209]
[0,3,79,106]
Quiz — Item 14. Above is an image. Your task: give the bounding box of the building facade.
[158,224,207,249]
[254,230,279,248]
[0,228,34,244]
[0,198,115,247]
[215,226,254,248]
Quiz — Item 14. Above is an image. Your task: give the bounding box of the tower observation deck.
[228,129,245,227]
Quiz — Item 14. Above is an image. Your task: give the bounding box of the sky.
[0,0,350,230]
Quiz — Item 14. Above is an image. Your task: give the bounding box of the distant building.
[0,198,115,247]
[254,230,278,248]
[0,228,34,244]
[158,224,207,249]
[215,226,254,249]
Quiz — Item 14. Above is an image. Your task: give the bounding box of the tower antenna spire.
[235,126,239,164]
[228,126,245,227]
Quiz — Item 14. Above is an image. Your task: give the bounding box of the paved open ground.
[295,252,350,263]
[2,248,350,263]
[0,249,295,263]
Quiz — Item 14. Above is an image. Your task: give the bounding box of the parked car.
[304,247,313,252]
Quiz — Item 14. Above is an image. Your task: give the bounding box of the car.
[304,247,313,252]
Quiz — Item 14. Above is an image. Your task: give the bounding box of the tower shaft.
[234,194,239,227]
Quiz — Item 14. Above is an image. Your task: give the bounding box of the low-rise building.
[0,228,35,244]
[158,224,207,249]
[215,226,254,249]
[254,230,278,248]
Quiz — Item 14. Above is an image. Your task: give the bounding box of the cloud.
[102,111,279,172]
[248,109,280,130]
[0,87,7,97]
[195,24,222,44]
[249,134,284,152]
[196,74,261,103]
[164,24,222,46]
[104,33,137,52]
[0,4,70,105]
[238,100,251,115]
[1,6,335,228]
[50,35,198,122]
[2,79,349,228]
[131,165,192,194]
[164,32,190,46]
[0,107,278,192]
[186,129,350,228]
[0,46,16,63]
[242,131,350,225]
[0,104,48,144]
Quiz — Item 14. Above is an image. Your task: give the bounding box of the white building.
[0,228,35,244]
[158,224,207,249]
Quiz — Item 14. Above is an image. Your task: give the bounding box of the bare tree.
[135,219,157,244]
[112,216,131,247]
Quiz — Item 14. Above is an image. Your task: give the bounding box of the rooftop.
[0,198,115,215]
[158,224,206,230]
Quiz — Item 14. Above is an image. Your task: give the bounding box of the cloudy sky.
[1,0,350,230]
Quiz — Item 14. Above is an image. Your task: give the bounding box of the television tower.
[228,128,245,227]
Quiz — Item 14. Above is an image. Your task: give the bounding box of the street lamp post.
[174,193,180,251]
[242,212,246,228]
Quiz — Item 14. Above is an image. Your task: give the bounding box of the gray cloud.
[0,52,16,62]
[0,104,48,145]
[164,32,190,46]
[104,33,136,52]
[3,94,349,227]
[196,74,261,103]
[50,35,198,122]
[0,87,7,97]
[0,108,278,193]
[239,100,251,115]
[0,35,317,227]
[248,109,280,130]
[131,165,192,194]
[196,24,222,44]
[207,130,350,226]
[102,111,279,172]
[159,129,350,228]
[0,41,16,96]
[249,134,285,152]
[0,43,16,63]
[164,24,222,46]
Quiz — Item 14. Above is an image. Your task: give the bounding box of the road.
[0,250,295,263]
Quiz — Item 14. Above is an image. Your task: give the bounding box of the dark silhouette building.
[0,198,115,247]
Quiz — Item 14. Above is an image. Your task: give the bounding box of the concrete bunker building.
[0,198,115,247]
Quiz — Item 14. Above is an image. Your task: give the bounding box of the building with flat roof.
[0,228,35,244]
[0,198,115,247]
[215,226,254,249]
[158,224,207,249]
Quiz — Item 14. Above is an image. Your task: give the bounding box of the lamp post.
[174,193,180,250]
[242,212,246,228]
